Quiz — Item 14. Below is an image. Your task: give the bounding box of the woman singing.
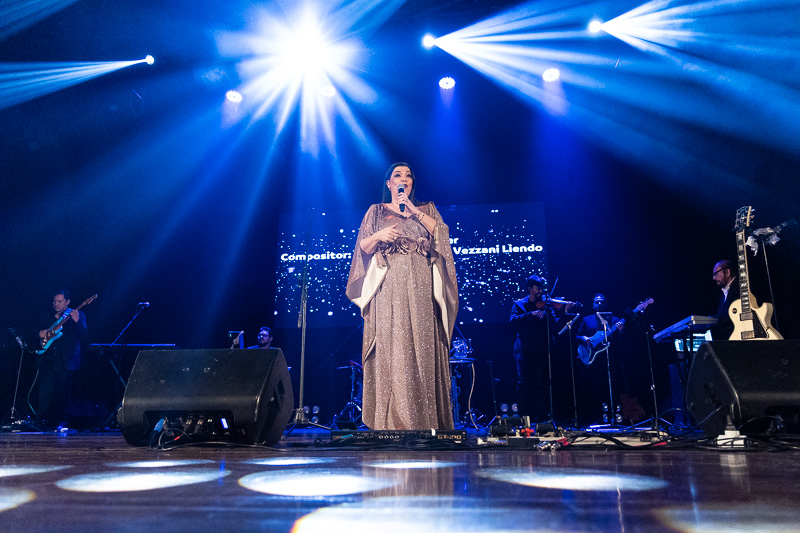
[346,163,458,430]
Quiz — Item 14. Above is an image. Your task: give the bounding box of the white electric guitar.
[728,206,782,341]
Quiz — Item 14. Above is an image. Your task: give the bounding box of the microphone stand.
[286,209,330,436]
[644,325,661,432]
[1,330,38,431]
[596,312,616,427]
[558,313,580,429]
[543,297,557,431]
[103,303,149,428]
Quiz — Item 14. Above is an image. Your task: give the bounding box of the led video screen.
[274,202,548,328]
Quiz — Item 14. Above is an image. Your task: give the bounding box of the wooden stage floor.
[1,428,800,532]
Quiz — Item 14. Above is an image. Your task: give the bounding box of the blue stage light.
[588,19,603,34]
[542,68,560,82]
[144,55,155,65]
[217,2,384,155]
[422,34,436,49]
[225,90,242,103]
[439,77,455,89]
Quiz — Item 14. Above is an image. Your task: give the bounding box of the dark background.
[2,0,798,427]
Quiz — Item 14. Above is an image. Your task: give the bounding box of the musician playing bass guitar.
[35,289,88,429]
[575,293,624,425]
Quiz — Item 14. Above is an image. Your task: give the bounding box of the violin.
[534,295,581,310]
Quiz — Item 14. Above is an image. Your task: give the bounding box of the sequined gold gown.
[346,202,458,430]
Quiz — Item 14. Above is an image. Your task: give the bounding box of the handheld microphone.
[138,302,150,307]
[397,185,405,212]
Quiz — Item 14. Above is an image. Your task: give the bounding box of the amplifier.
[330,429,468,446]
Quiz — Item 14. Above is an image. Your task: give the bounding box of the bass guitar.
[577,298,653,366]
[37,294,98,355]
[729,206,782,340]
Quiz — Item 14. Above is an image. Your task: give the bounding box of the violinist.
[510,275,576,423]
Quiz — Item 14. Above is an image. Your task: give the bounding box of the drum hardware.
[334,360,363,429]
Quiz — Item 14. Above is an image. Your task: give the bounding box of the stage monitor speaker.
[686,340,800,437]
[118,348,293,446]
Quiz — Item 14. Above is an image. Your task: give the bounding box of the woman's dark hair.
[381,162,419,205]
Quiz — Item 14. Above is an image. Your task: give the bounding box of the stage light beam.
[217,2,385,155]
[0,59,157,111]
[422,34,436,49]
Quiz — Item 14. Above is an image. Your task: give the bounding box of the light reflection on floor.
[477,467,669,491]
[0,488,36,512]
[240,457,336,466]
[56,469,230,492]
[657,504,800,533]
[108,459,216,468]
[364,460,463,469]
[239,468,398,496]
[0,465,70,478]
[291,496,573,533]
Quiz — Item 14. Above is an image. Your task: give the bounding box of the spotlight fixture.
[226,90,243,103]
[319,84,336,97]
[542,68,560,82]
[144,55,155,65]
[588,19,603,33]
[422,34,436,49]
[439,77,455,89]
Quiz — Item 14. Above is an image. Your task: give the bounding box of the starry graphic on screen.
[275,203,548,328]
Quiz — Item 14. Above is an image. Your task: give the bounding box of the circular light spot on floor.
[365,460,463,469]
[240,469,397,496]
[0,489,35,512]
[56,469,229,492]
[657,503,800,532]
[291,496,577,532]
[0,465,70,478]
[242,457,336,466]
[477,467,668,491]
[108,460,215,468]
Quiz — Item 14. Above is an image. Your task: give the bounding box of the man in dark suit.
[36,290,88,428]
[711,259,739,340]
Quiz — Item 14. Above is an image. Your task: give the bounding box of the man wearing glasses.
[247,327,273,350]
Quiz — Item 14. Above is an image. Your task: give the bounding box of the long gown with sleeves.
[346,202,458,430]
